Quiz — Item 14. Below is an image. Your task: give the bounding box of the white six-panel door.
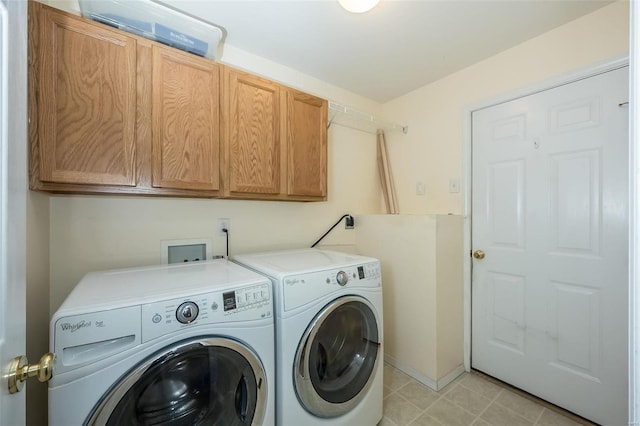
[0,0,28,424]
[471,66,629,425]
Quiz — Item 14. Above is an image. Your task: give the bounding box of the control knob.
[336,271,349,286]
[176,301,199,324]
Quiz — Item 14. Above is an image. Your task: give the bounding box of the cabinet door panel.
[152,47,220,191]
[286,90,327,197]
[39,9,136,186]
[227,70,280,194]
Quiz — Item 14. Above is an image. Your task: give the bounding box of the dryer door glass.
[89,338,266,426]
[295,296,380,418]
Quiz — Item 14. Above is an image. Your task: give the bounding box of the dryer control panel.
[141,282,272,343]
[282,261,381,312]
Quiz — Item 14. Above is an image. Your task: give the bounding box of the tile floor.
[379,364,596,426]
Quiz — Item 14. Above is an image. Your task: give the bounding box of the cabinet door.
[152,46,221,191]
[285,90,327,198]
[38,7,136,186]
[225,69,281,195]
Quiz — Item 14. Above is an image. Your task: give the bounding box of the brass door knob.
[8,353,54,394]
[473,250,485,259]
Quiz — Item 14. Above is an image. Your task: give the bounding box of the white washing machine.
[233,249,383,426]
[49,259,275,426]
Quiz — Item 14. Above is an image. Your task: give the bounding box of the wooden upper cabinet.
[285,89,327,198]
[36,5,137,186]
[151,46,221,192]
[223,68,328,201]
[224,68,281,196]
[29,3,327,200]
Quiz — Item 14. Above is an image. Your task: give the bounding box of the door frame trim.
[461,56,630,375]
[629,2,639,423]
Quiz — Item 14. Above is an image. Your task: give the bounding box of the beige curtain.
[377,130,399,214]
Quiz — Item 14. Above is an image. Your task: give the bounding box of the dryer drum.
[294,296,380,418]
[87,337,267,426]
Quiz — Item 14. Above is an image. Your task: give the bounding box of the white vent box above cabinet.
[79,0,222,60]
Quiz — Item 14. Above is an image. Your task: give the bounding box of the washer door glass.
[88,338,266,426]
[295,296,380,418]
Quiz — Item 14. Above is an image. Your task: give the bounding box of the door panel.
[471,66,628,425]
[38,7,136,186]
[548,281,600,378]
[487,160,525,248]
[285,90,327,197]
[152,46,220,191]
[550,150,600,255]
[226,69,281,195]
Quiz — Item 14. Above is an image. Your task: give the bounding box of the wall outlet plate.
[218,218,230,235]
[345,215,355,229]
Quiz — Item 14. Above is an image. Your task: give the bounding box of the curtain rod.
[328,101,408,135]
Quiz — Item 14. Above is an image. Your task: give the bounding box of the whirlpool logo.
[59,320,92,333]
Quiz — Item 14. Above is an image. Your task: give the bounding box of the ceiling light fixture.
[337,0,380,14]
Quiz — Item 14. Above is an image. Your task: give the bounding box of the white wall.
[382,1,630,215]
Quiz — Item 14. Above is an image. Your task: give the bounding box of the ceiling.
[160,0,616,103]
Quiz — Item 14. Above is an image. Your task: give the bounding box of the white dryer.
[233,249,383,426]
[49,259,275,426]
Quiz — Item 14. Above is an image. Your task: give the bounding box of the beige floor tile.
[443,383,493,416]
[409,412,446,426]
[480,403,534,426]
[397,380,441,410]
[378,416,399,426]
[425,398,476,426]
[384,364,414,391]
[384,385,393,398]
[457,373,504,400]
[382,365,596,426]
[383,393,424,426]
[494,389,544,422]
[536,409,585,426]
[438,373,467,394]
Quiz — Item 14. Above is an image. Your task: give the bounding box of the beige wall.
[354,214,464,388]
[37,0,383,114]
[26,193,50,426]
[44,0,630,335]
[382,1,630,215]
[39,0,386,313]
[49,121,384,312]
[37,0,630,404]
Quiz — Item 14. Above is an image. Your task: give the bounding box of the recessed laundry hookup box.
[79,0,222,60]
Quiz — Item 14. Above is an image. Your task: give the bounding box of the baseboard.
[436,364,466,390]
[384,353,466,391]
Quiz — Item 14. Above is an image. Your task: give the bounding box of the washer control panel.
[142,282,272,343]
[283,261,381,311]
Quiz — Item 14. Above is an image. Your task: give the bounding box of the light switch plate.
[449,178,460,193]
